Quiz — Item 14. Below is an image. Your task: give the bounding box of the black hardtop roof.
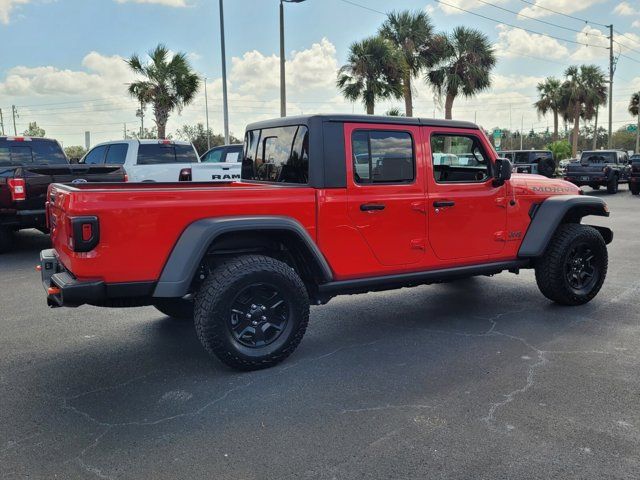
[581,150,626,154]
[501,149,552,153]
[245,114,479,131]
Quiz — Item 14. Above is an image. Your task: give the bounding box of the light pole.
[204,76,211,150]
[279,0,305,117]
[219,0,230,145]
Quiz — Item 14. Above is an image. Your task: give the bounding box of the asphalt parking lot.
[1,187,639,480]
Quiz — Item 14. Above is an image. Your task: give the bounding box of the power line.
[433,0,609,50]
[614,29,640,47]
[336,0,385,16]
[515,0,609,28]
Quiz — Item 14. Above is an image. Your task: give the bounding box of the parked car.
[181,144,242,182]
[38,114,612,371]
[558,158,577,176]
[80,139,236,183]
[564,150,630,193]
[501,150,556,177]
[629,154,640,195]
[0,136,125,253]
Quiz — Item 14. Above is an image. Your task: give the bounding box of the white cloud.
[114,0,189,6]
[570,25,609,61]
[492,74,544,91]
[494,25,570,60]
[231,38,338,94]
[0,0,31,24]
[633,19,640,27]
[436,0,508,15]
[614,1,637,15]
[518,0,604,19]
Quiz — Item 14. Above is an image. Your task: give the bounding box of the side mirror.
[493,157,512,187]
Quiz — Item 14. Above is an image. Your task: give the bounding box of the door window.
[82,145,107,164]
[352,130,414,184]
[430,135,491,183]
[202,148,224,163]
[105,144,128,165]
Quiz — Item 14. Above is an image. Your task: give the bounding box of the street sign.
[627,124,637,132]
[493,129,502,149]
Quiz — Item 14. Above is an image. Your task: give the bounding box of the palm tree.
[534,77,562,141]
[560,66,588,158]
[379,10,439,117]
[337,36,404,115]
[426,27,496,120]
[581,65,607,150]
[629,92,640,153]
[126,44,200,139]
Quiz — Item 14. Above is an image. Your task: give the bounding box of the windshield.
[0,138,67,166]
[580,151,616,163]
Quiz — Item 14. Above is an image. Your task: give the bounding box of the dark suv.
[564,150,630,194]
[501,150,556,177]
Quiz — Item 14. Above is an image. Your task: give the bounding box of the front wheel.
[535,224,607,306]
[194,255,310,371]
[606,176,619,194]
[630,184,640,195]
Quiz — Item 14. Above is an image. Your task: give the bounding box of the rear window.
[241,126,309,184]
[631,155,640,163]
[0,138,67,166]
[137,144,197,165]
[580,151,616,163]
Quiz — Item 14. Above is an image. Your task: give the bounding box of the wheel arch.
[519,195,612,258]
[153,216,333,298]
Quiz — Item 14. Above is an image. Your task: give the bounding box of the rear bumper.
[40,249,154,307]
[1,209,46,229]
[564,174,608,186]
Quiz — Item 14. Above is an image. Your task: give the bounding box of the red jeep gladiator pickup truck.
[39,115,613,370]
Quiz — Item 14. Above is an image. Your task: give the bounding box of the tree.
[126,44,200,139]
[23,122,45,137]
[534,77,562,141]
[427,27,496,120]
[175,123,241,156]
[64,145,86,161]
[560,66,588,158]
[629,92,640,153]
[379,10,439,117]
[546,140,572,162]
[337,36,404,114]
[580,65,607,150]
[385,107,405,116]
[126,126,159,140]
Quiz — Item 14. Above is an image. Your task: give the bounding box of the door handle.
[433,200,455,208]
[360,203,386,211]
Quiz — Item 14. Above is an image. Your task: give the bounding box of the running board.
[318,260,530,296]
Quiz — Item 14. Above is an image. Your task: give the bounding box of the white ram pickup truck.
[188,143,242,182]
[79,139,235,182]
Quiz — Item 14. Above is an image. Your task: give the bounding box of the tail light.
[8,178,26,201]
[123,173,129,182]
[179,168,192,181]
[67,216,100,252]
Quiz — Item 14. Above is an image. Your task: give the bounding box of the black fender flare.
[153,216,333,297]
[518,195,612,258]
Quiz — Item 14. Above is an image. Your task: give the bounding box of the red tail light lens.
[8,178,26,201]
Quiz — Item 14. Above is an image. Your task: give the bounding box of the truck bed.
[48,181,317,283]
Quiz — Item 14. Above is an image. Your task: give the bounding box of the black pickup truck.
[630,154,640,195]
[564,150,630,194]
[0,136,125,252]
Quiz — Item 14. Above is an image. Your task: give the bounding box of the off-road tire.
[194,255,309,371]
[606,176,619,194]
[153,297,194,321]
[535,224,607,306]
[630,184,640,195]
[0,227,14,254]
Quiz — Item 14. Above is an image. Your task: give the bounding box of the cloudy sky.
[1,0,640,147]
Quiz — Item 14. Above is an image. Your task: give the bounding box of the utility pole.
[136,100,145,137]
[11,105,18,135]
[0,108,4,135]
[124,123,127,139]
[608,24,614,148]
[520,114,524,150]
[279,0,286,117]
[204,77,211,150]
[219,0,230,145]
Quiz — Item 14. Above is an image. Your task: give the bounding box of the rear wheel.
[535,224,607,306]
[0,227,14,254]
[630,183,640,195]
[153,297,194,321]
[194,255,309,371]
[606,176,619,194]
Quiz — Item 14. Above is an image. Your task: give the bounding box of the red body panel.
[47,123,581,286]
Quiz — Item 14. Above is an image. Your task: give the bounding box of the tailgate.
[190,163,242,182]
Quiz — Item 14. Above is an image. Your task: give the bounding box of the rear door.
[345,123,426,266]
[425,128,507,261]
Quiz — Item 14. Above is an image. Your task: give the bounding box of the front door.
[426,129,507,261]
[345,124,426,266]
